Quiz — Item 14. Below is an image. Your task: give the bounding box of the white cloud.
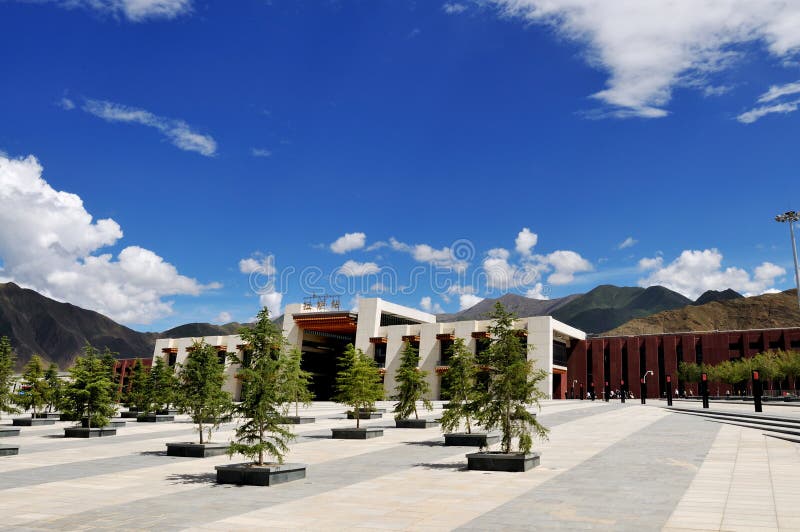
[618,236,637,250]
[758,80,800,103]
[330,232,366,254]
[459,293,484,311]
[525,283,550,300]
[638,256,664,271]
[251,148,272,158]
[214,311,232,324]
[538,250,592,285]
[82,99,217,156]
[638,248,786,299]
[59,97,75,110]
[259,291,283,319]
[338,260,380,277]
[489,0,800,118]
[0,154,215,324]
[420,296,444,314]
[515,227,538,257]
[43,0,192,22]
[443,3,467,14]
[238,254,276,276]
[389,237,469,271]
[737,99,800,124]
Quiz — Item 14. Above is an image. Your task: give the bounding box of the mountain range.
[2,280,798,370]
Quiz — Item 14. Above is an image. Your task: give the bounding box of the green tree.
[100,348,121,401]
[335,344,384,429]
[44,363,62,413]
[677,361,701,384]
[149,356,178,412]
[65,344,116,428]
[15,355,49,416]
[393,341,432,420]
[474,302,548,454]
[0,336,20,418]
[126,359,152,412]
[175,340,234,444]
[280,347,314,418]
[228,307,294,465]
[777,350,800,392]
[440,338,479,434]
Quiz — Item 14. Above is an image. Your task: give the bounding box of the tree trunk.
[295,400,299,418]
[199,418,204,444]
[356,404,360,429]
[258,425,264,465]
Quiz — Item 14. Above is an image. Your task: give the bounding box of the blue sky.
[1,0,799,331]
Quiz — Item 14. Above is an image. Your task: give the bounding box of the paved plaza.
[0,400,798,531]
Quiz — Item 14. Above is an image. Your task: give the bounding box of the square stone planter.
[136,414,175,423]
[157,408,178,416]
[395,418,439,429]
[120,411,141,419]
[331,427,384,439]
[0,444,19,457]
[280,416,316,424]
[80,419,126,429]
[64,427,117,438]
[166,442,230,457]
[59,413,78,421]
[33,412,61,419]
[346,411,382,420]
[466,451,540,472]
[13,417,56,427]
[444,432,500,447]
[215,462,307,486]
[0,428,21,438]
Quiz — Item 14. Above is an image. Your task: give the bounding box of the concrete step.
[702,418,800,439]
[665,407,800,426]
[666,409,800,431]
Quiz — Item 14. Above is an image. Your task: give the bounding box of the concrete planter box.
[331,427,384,440]
[80,419,126,429]
[0,444,20,457]
[0,428,21,438]
[166,442,230,457]
[136,414,175,423]
[120,411,141,419]
[33,412,61,419]
[64,427,117,438]
[215,462,307,486]
[444,432,500,447]
[60,413,78,421]
[346,411,382,420]
[157,409,178,416]
[467,451,540,472]
[280,416,316,424]
[12,418,56,427]
[395,419,439,429]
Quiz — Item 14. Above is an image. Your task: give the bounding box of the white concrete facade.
[152,298,586,401]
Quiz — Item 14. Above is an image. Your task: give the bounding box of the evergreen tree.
[280,347,314,418]
[335,344,384,428]
[176,340,233,444]
[100,348,121,401]
[0,337,21,418]
[228,307,294,465]
[65,344,116,428]
[392,341,432,420]
[16,354,49,416]
[474,302,548,454]
[149,356,178,412]
[126,359,152,412]
[440,338,479,434]
[44,363,62,413]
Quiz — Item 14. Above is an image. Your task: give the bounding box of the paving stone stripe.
[11,403,617,531]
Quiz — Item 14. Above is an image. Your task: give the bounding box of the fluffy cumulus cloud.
[259,291,283,319]
[525,282,550,300]
[539,250,593,285]
[330,232,366,254]
[389,238,469,271]
[80,99,217,156]
[638,248,786,299]
[39,0,192,22]
[515,227,538,257]
[0,154,216,324]
[420,296,444,314]
[459,293,484,311]
[488,0,800,118]
[238,254,276,276]
[338,260,380,277]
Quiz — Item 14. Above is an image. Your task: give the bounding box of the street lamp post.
[641,370,653,405]
[775,211,800,311]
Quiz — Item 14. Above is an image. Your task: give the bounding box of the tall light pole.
[775,211,800,311]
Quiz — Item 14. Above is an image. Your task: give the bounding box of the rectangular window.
[552,341,567,367]
[440,340,453,366]
[217,352,227,366]
[374,344,387,368]
[168,353,177,367]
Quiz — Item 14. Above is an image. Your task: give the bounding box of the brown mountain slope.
[603,289,800,336]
